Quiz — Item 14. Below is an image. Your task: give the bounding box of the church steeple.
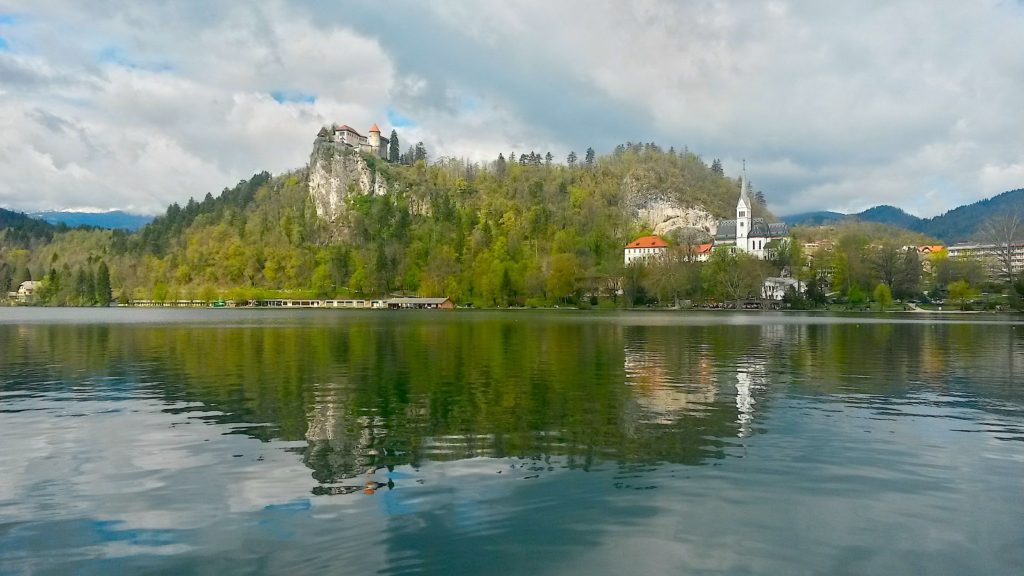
[736,160,752,251]
[738,160,752,211]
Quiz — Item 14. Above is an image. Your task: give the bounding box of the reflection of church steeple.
[735,357,764,438]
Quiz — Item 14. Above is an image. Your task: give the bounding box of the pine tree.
[545,152,553,165]
[414,142,427,163]
[711,158,724,176]
[585,147,595,166]
[95,261,112,306]
[496,153,507,177]
[567,151,578,166]
[388,130,400,163]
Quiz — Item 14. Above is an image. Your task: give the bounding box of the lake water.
[1,309,1022,575]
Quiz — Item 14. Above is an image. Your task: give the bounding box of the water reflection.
[2,310,1024,574]
[3,313,1023,489]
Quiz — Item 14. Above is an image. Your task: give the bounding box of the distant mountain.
[784,188,1024,244]
[781,210,846,226]
[28,210,153,231]
[856,205,922,229]
[917,188,1024,243]
[0,207,59,247]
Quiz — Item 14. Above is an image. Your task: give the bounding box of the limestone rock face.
[622,170,719,238]
[308,140,387,224]
[628,190,718,238]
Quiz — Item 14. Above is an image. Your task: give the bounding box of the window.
[739,211,745,217]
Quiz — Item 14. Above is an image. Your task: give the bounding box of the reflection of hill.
[2,313,1022,488]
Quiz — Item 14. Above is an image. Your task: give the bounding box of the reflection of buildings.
[304,385,384,482]
[735,361,764,438]
[623,341,718,427]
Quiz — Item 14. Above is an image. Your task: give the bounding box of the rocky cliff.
[308,140,388,224]
[621,168,721,238]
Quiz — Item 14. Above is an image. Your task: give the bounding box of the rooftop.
[626,235,668,249]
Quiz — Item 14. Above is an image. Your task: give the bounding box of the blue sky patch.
[387,107,415,128]
[270,90,316,104]
[0,37,8,51]
[0,13,19,25]
[97,46,173,72]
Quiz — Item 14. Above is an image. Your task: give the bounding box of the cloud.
[0,1,394,214]
[1,0,1023,216]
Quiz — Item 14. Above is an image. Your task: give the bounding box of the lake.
[1,308,1022,574]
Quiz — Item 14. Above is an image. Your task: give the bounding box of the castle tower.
[735,164,752,252]
[368,124,382,156]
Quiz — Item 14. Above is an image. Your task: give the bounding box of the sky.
[0,0,1023,217]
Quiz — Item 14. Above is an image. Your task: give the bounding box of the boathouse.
[385,297,455,310]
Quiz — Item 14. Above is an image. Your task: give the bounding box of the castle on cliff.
[316,123,389,158]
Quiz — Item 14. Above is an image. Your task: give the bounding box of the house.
[762,277,803,300]
[713,172,789,259]
[386,297,455,310]
[624,235,668,265]
[693,243,713,262]
[16,280,41,303]
[316,123,390,159]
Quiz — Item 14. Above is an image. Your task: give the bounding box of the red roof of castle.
[696,243,713,253]
[369,123,381,133]
[626,236,668,249]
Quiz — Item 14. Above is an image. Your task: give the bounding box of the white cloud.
[0,1,394,214]
[1,0,1023,216]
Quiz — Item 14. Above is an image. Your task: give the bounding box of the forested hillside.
[2,144,766,305]
[785,188,1024,243]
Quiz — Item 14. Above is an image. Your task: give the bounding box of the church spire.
[740,159,750,203]
[738,160,751,210]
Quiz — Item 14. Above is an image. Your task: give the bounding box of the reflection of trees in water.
[3,315,1023,485]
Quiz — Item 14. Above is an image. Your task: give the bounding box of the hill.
[0,207,60,247]
[29,210,153,231]
[785,188,1024,243]
[2,143,770,305]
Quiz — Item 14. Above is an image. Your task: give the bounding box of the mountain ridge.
[28,210,153,231]
[784,188,1024,243]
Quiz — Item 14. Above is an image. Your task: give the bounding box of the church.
[713,174,789,259]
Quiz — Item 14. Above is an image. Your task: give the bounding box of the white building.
[713,173,789,259]
[762,276,803,300]
[16,280,41,303]
[947,243,1024,276]
[624,235,668,266]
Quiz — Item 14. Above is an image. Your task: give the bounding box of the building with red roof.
[625,235,669,265]
[319,123,391,159]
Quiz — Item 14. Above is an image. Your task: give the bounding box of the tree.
[567,151,578,166]
[546,253,577,303]
[413,142,427,163]
[545,152,553,166]
[495,153,507,177]
[873,282,893,310]
[704,249,764,307]
[388,129,400,163]
[710,158,724,176]
[977,211,1022,286]
[95,261,112,306]
[948,279,979,310]
[584,147,596,166]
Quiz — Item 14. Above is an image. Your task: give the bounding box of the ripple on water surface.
[1,310,1022,574]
